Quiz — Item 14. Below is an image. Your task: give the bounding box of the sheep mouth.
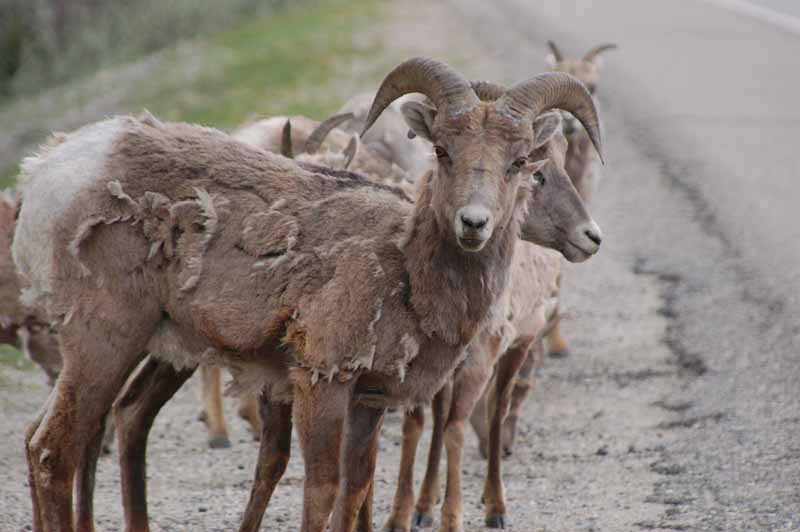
[561,239,595,263]
[458,236,487,252]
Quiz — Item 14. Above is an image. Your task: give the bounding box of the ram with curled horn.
[14,57,603,532]
[383,77,604,532]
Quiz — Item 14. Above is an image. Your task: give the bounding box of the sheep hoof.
[197,409,208,423]
[485,514,507,529]
[548,348,570,359]
[208,435,232,449]
[412,511,434,529]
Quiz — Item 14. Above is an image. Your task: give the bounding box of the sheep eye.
[434,146,449,160]
[532,171,546,185]
[512,157,527,169]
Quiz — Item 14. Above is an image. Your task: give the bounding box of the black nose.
[461,212,488,230]
[585,228,602,246]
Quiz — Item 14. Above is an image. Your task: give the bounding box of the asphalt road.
[444,0,800,529]
[0,1,798,531]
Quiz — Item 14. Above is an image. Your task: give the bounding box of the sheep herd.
[4,44,617,532]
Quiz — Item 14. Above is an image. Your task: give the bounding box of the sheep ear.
[545,53,558,69]
[343,135,360,170]
[532,112,562,149]
[401,101,437,142]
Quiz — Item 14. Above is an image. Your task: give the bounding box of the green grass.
[0,0,384,189]
[0,344,33,371]
[0,163,18,190]
[132,0,380,127]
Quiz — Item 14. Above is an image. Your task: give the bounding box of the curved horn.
[304,112,355,154]
[470,80,506,101]
[362,57,478,136]
[498,72,603,161]
[583,43,618,62]
[547,40,564,62]
[343,135,360,170]
[280,120,293,159]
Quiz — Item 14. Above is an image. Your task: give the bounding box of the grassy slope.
[0,0,382,188]
[0,0,383,370]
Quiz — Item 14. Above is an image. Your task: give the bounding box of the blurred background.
[1,1,798,531]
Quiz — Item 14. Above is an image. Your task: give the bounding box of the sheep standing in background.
[545,40,617,204]
[336,92,433,179]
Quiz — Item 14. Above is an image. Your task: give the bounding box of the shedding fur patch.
[293,238,389,381]
[172,188,227,291]
[239,210,299,259]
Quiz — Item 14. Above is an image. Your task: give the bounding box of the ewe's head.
[363,57,602,254]
[545,41,617,137]
[545,41,617,94]
[470,81,602,262]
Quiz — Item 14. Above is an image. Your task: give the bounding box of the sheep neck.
[402,176,518,348]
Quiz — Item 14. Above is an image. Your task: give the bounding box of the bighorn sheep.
[384,85,595,531]
[545,40,617,204]
[234,112,413,190]
[16,57,602,532]
[336,93,432,179]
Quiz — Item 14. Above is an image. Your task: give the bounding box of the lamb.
[384,89,596,531]
[15,57,602,532]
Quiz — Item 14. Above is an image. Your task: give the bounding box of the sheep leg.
[238,393,293,532]
[26,305,158,532]
[384,407,425,532]
[412,382,452,529]
[438,360,492,532]
[113,355,195,532]
[545,306,569,358]
[469,379,491,459]
[481,336,535,529]
[295,377,349,532]
[238,391,263,441]
[500,339,543,457]
[330,399,385,532]
[356,478,375,532]
[25,389,54,532]
[74,414,109,532]
[200,365,231,448]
